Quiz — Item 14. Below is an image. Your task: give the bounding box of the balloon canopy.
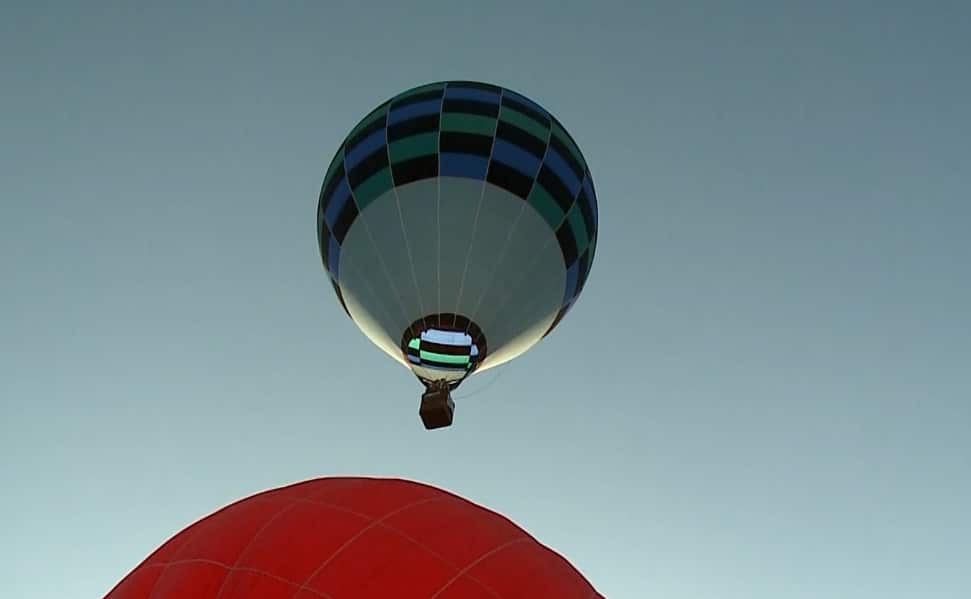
[316,81,598,422]
[105,477,603,598]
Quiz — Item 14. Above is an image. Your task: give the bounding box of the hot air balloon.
[318,81,598,429]
[105,477,603,598]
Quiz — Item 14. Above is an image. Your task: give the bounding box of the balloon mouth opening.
[400,314,488,386]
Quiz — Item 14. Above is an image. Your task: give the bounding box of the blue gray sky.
[2,2,969,598]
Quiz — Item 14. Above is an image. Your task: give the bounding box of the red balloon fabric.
[106,477,603,598]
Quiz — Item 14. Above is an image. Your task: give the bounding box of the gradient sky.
[2,2,969,598]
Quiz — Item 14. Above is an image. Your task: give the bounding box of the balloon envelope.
[106,477,602,598]
[317,81,598,389]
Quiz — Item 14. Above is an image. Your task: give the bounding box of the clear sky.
[2,2,969,598]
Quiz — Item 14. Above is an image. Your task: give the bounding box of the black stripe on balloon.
[500,96,550,129]
[331,195,358,244]
[405,346,420,358]
[556,219,579,266]
[442,98,499,118]
[331,279,351,317]
[319,225,330,270]
[388,115,440,142]
[391,89,444,108]
[548,134,585,181]
[346,149,389,189]
[448,81,501,92]
[320,167,341,202]
[440,132,493,157]
[391,155,438,186]
[419,340,473,356]
[495,121,547,158]
[344,116,387,153]
[486,160,533,199]
[543,304,570,338]
[551,114,587,160]
[576,248,590,294]
[320,166,344,212]
[419,359,469,370]
[536,165,575,214]
[576,186,595,238]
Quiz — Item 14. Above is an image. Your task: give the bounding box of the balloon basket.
[420,384,455,429]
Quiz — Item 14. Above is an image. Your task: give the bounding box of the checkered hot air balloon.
[317,81,598,429]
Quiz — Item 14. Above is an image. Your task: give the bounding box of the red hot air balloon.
[106,477,603,598]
